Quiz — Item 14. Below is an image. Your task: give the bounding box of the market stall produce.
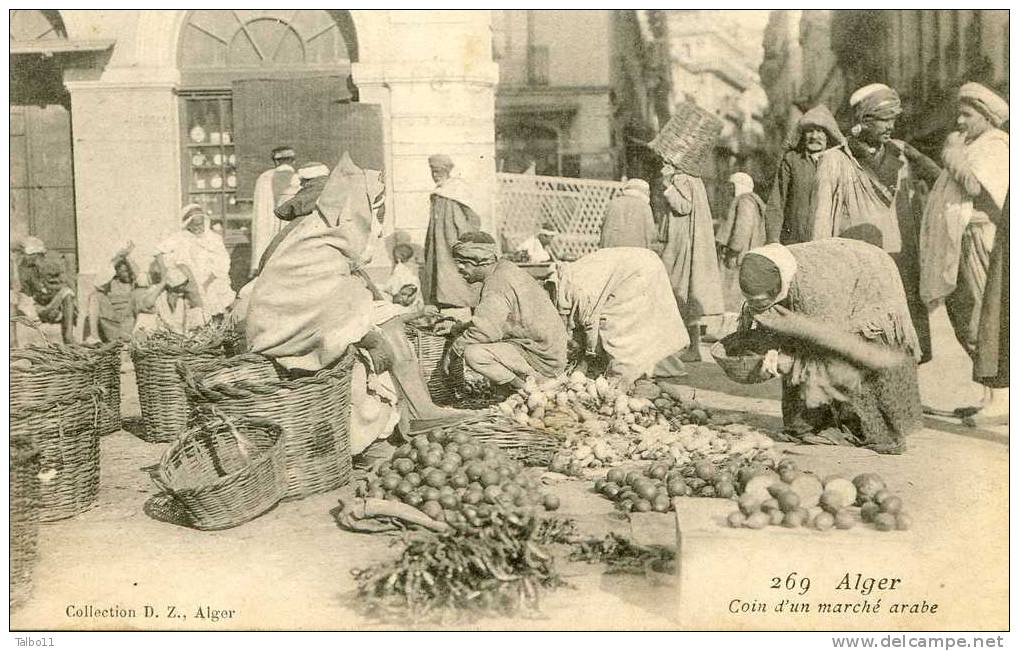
[493,373,775,475]
[725,462,911,532]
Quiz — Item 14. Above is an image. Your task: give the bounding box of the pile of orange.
[359,430,560,530]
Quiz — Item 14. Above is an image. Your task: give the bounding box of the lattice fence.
[494,172,624,261]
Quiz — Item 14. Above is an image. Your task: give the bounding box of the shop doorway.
[177,9,382,289]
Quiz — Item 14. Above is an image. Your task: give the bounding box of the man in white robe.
[249,146,299,276]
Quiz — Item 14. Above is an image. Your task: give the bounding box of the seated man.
[86,242,145,343]
[133,265,209,334]
[439,232,568,392]
[17,253,77,344]
[513,223,557,263]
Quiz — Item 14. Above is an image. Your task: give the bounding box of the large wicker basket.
[405,324,464,405]
[649,102,724,177]
[10,438,40,610]
[11,343,99,412]
[153,415,286,530]
[10,387,102,522]
[130,324,238,443]
[180,351,356,500]
[19,341,124,435]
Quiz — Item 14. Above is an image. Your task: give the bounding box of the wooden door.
[10,104,77,272]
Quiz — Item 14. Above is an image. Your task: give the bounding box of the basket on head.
[405,323,464,405]
[153,414,286,530]
[410,412,559,467]
[10,386,102,521]
[130,324,236,442]
[179,351,355,500]
[710,333,769,385]
[649,102,724,177]
[10,438,40,610]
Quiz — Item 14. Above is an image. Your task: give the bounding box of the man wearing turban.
[811,83,942,361]
[437,232,567,392]
[918,82,1009,420]
[600,178,659,250]
[421,154,482,313]
[716,172,767,311]
[249,146,299,276]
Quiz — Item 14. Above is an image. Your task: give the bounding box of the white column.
[65,79,182,286]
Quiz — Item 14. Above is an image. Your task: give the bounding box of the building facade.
[10,9,499,289]
[490,10,671,182]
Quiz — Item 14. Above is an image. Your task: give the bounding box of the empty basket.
[153,415,286,530]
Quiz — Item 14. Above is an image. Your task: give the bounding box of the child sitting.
[383,243,424,313]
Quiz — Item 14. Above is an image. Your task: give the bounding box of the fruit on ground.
[745,512,771,530]
[879,495,903,515]
[782,509,807,528]
[860,502,881,523]
[768,509,785,526]
[834,509,855,529]
[822,477,857,508]
[873,513,897,532]
[727,511,746,528]
[543,494,561,511]
[895,513,912,531]
[813,512,835,531]
[788,475,824,508]
[777,491,801,512]
[853,473,886,504]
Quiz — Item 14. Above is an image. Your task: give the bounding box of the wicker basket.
[649,102,724,177]
[10,387,102,522]
[153,415,286,530]
[410,412,559,467]
[130,323,240,443]
[405,324,464,405]
[710,335,769,385]
[10,438,40,610]
[180,351,355,500]
[19,341,124,435]
[10,345,99,412]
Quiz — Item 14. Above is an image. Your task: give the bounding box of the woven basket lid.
[649,102,724,176]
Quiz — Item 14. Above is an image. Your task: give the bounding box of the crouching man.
[438,232,568,393]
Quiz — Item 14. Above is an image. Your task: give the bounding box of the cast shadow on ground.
[921,415,1009,446]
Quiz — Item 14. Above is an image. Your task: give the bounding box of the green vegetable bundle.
[351,512,567,624]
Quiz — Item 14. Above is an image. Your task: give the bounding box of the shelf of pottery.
[187,123,238,196]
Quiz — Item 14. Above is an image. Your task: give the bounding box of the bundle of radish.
[725,461,911,532]
[356,429,560,532]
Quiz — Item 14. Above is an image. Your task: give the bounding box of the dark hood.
[786,105,846,150]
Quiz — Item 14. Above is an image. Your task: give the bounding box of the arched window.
[10,10,67,42]
[176,10,358,282]
[179,10,357,85]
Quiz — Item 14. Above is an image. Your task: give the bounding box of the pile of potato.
[494,373,774,475]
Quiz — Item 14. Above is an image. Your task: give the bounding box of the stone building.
[490,10,671,182]
[10,9,498,289]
